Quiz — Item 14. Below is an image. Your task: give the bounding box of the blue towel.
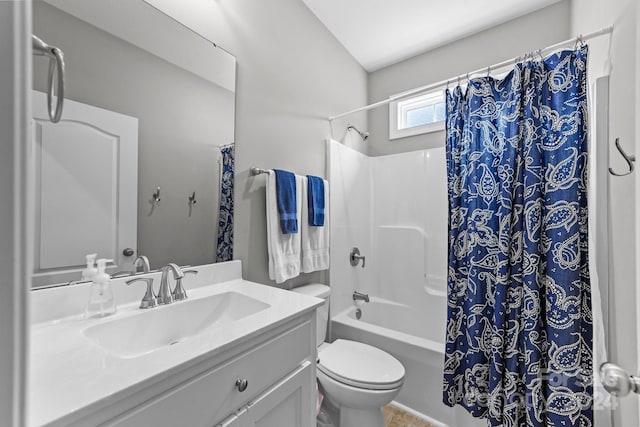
[274,169,298,234]
[306,175,325,226]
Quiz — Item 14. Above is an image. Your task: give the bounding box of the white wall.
[0,2,30,425]
[366,0,571,156]
[571,1,639,426]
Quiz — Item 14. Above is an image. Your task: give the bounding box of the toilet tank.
[291,284,330,348]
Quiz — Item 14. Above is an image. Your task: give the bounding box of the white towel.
[266,171,302,283]
[301,177,330,273]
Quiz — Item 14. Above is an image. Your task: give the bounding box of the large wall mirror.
[32,0,236,287]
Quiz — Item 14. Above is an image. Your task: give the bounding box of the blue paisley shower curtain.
[216,144,234,262]
[443,46,593,426]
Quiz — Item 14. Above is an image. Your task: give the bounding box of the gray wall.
[0,1,30,424]
[189,0,369,287]
[33,2,235,270]
[367,1,571,156]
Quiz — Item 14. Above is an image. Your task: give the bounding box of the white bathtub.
[331,298,485,427]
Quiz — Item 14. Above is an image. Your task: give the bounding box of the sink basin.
[84,291,270,358]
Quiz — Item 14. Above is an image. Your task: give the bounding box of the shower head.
[347,125,369,141]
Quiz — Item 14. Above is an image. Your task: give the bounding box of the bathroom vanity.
[29,261,321,427]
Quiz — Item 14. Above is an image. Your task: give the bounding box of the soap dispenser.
[81,253,98,282]
[85,258,117,319]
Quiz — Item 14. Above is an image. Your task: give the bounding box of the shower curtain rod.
[327,25,614,121]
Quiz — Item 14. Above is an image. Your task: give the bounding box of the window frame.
[389,89,445,140]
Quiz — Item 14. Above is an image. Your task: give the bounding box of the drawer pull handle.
[235,378,249,392]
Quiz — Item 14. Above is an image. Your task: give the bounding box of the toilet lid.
[318,339,405,390]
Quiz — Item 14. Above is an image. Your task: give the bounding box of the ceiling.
[301,0,563,72]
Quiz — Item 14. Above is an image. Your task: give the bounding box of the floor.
[383,405,435,427]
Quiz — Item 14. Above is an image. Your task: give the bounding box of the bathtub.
[331,298,486,427]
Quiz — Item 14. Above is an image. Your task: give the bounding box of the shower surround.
[328,140,484,427]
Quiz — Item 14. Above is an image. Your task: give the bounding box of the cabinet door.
[241,362,314,427]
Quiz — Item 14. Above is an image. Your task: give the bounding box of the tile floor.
[383,405,435,427]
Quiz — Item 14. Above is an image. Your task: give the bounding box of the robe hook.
[152,187,161,203]
[188,191,197,205]
[609,138,636,176]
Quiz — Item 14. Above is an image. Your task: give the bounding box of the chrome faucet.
[126,277,157,309]
[172,269,198,301]
[353,291,370,303]
[133,255,151,273]
[158,263,184,305]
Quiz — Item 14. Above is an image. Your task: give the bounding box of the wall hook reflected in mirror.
[152,187,161,204]
[609,138,636,176]
[187,191,197,218]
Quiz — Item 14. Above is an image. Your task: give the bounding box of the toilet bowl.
[291,284,405,427]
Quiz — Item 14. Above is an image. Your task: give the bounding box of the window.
[389,89,446,140]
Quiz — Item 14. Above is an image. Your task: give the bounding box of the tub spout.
[353,291,370,303]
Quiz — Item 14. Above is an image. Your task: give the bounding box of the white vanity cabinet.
[102,317,316,427]
[30,264,322,427]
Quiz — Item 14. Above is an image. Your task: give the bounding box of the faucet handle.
[350,247,366,268]
[126,277,157,309]
[172,269,198,301]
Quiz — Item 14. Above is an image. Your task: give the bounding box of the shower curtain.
[443,46,593,426]
[216,143,234,262]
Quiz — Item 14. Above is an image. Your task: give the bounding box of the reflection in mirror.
[32,0,236,287]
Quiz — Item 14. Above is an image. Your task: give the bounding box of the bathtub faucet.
[353,291,370,303]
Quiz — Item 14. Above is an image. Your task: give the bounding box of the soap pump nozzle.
[81,253,98,281]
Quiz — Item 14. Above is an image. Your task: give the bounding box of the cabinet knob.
[235,378,248,392]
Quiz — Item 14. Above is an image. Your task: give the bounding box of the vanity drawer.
[107,319,313,427]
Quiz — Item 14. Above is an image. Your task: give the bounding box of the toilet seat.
[318,339,405,390]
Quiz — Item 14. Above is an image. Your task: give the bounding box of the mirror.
[31,0,236,287]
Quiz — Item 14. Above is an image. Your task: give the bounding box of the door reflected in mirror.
[32,0,236,287]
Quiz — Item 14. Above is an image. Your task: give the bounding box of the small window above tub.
[389,89,445,140]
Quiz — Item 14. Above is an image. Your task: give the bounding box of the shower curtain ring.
[575,34,584,49]
[486,65,491,77]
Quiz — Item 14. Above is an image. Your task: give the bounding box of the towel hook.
[609,138,636,176]
[152,187,161,204]
[188,191,197,205]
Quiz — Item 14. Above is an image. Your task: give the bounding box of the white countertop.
[28,261,322,427]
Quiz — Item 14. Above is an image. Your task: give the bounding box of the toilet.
[292,284,405,427]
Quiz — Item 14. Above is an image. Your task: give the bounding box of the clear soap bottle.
[85,258,117,319]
